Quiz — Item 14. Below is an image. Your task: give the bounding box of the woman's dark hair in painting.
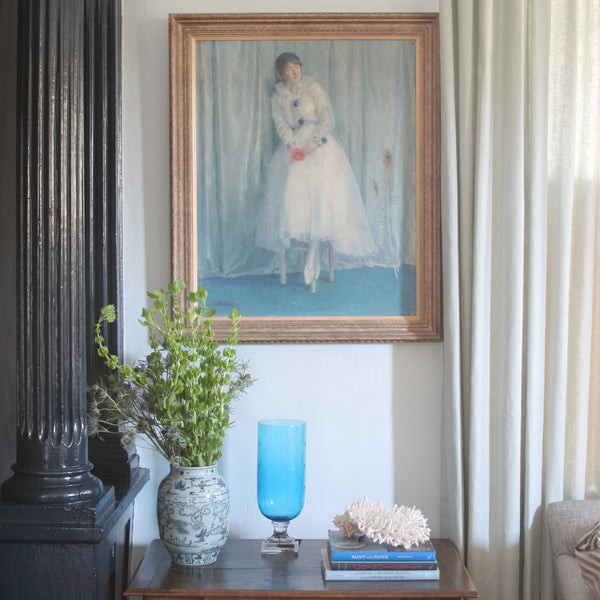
[275,52,302,79]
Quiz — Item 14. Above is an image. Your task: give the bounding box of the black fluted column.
[0,1,149,597]
[1,0,103,504]
[84,0,139,487]
[86,0,123,368]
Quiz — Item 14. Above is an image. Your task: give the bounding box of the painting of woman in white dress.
[192,39,418,318]
[256,52,375,292]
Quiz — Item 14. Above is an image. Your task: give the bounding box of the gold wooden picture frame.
[170,13,441,343]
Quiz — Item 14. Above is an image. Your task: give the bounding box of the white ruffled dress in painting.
[257,77,374,259]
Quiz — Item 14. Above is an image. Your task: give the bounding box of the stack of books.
[321,530,439,581]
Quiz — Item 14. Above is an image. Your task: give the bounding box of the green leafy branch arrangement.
[88,280,253,467]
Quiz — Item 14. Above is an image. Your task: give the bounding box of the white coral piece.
[333,510,361,537]
[334,497,431,550]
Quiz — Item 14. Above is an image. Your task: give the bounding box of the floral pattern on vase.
[157,464,230,566]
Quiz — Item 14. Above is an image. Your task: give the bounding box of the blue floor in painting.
[200,265,416,318]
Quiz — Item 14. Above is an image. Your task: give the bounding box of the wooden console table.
[124,538,479,599]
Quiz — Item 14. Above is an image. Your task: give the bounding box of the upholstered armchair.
[547,499,600,600]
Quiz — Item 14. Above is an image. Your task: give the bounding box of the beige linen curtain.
[439,1,600,599]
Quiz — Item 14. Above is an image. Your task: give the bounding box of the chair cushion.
[576,521,600,599]
[555,554,597,600]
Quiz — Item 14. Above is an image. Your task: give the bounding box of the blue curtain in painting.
[196,40,416,278]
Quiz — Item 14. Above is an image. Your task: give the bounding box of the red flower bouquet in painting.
[290,148,306,162]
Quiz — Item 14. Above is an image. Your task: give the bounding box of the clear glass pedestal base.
[261,520,300,554]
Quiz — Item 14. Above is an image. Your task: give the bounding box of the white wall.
[122,0,442,571]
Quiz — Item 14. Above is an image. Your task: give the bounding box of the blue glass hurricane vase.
[257,419,306,554]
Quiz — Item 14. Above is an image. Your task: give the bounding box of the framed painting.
[169,13,441,343]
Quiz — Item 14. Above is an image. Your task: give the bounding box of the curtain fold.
[440,1,599,599]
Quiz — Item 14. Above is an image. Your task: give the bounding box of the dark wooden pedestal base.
[0,467,149,600]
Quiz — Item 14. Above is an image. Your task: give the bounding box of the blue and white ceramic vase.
[157,464,230,566]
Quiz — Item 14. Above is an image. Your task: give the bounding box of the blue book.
[328,530,436,562]
[321,550,440,581]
